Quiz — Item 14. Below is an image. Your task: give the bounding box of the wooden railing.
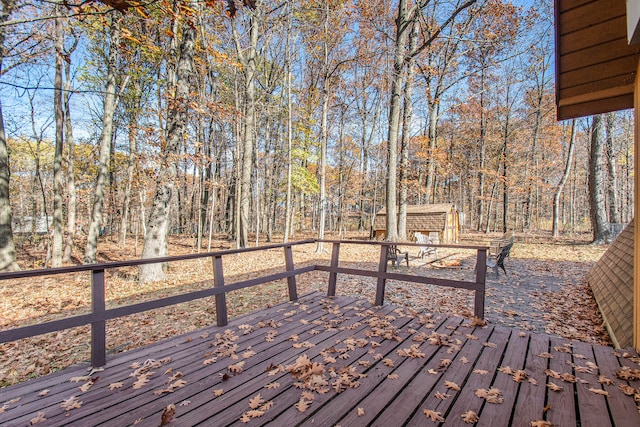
[0,239,487,367]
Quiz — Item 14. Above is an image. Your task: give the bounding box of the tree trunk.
[84,17,120,264]
[385,0,410,242]
[589,114,612,244]
[475,67,486,231]
[62,36,77,262]
[398,22,417,241]
[139,19,195,282]
[605,112,620,223]
[120,96,138,247]
[0,0,18,272]
[316,1,330,252]
[283,0,293,242]
[51,8,65,267]
[552,119,575,237]
[233,3,260,248]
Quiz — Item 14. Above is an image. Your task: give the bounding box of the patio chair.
[387,245,409,268]
[414,232,438,259]
[489,230,514,256]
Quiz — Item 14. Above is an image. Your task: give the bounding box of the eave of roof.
[555,0,640,120]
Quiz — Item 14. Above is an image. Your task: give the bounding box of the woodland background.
[0,0,633,279]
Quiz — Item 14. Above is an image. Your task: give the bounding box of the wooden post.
[212,255,227,326]
[634,61,640,352]
[327,242,340,297]
[284,245,298,301]
[91,269,106,367]
[474,248,487,319]
[374,245,389,306]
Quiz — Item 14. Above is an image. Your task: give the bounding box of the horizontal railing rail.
[0,239,488,367]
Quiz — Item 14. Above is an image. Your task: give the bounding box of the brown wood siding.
[555,0,640,119]
[587,220,634,348]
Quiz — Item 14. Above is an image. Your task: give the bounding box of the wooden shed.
[555,0,640,351]
[373,204,460,242]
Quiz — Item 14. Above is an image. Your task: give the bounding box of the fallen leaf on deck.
[213,389,224,397]
[473,369,489,375]
[475,388,503,403]
[445,381,460,391]
[383,358,395,367]
[461,410,479,423]
[357,407,365,416]
[179,400,190,406]
[109,382,123,390]
[546,382,563,392]
[529,421,553,427]
[264,382,280,389]
[387,374,399,379]
[295,398,311,412]
[423,408,445,422]
[249,394,265,409]
[30,411,46,425]
[60,396,83,411]
[435,391,450,400]
[588,388,609,396]
[38,390,49,397]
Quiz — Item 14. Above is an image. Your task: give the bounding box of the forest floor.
[0,230,610,387]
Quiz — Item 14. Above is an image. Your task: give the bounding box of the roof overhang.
[555,0,640,120]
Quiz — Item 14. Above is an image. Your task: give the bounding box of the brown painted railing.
[0,239,487,367]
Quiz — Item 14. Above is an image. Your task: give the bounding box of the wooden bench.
[387,245,409,267]
[487,242,513,277]
[489,230,514,256]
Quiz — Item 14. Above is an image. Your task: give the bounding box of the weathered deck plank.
[0,292,638,427]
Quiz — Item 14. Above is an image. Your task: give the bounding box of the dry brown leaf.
[295,398,312,412]
[588,388,609,396]
[38,389,49,397]
[435,391,450,400]
[383,358,395,367]
[445,381,461,391]
[475,388,503,403]
[423,408,445,422]
[538,352,553,359]
[427,369,438,375]
[598,375,614,385]
[483,342,497,348]
[79,380,95,393]
[545,369,560,379]
[387,374,399,380]
[30,411,46,425]
[213,389,224,397]
[546,382,563,392]
[179,400,191,406]
[529,421,554,427]
[203,357,217,365]
[560,373,576,383]
[264,382,280,389]
[461,410,479,423]
[69,376,89,383]
[460,356,469,364]
[109,382,123,390]
[473,369,489,375]
[357,407,365,416]
[228,361,245,374]
[60,396,83,411]
[249,393,266,409]
[301,391,314,401]
[133,373,152,389]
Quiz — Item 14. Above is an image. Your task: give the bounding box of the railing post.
[474,248,487,319]
[374,244,389,306]
[327,242,340,297]
[284,245,298,301]
[212,255,227,326]
[91,269,106,367]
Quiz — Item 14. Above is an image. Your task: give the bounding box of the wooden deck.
[1,292,639,426]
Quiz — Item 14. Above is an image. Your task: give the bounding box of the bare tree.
[589,114,611,244]
[552,119,575,237]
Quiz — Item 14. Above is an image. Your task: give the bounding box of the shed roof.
[375,204,456,216]
[555,0,640,120]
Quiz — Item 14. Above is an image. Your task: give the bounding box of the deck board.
[1,292,639,427]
